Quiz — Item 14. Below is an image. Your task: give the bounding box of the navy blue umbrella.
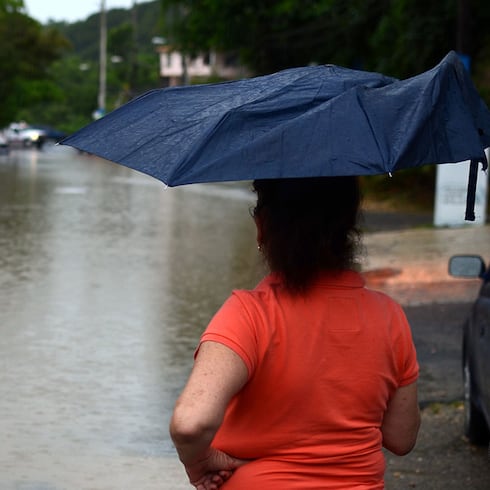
[62,51,490,220]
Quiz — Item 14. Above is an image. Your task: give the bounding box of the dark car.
[449,255,490,446]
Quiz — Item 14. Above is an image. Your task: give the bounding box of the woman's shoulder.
[233,274,281,296]
[224,274,287,319]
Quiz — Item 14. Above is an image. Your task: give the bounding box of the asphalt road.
[383,290,490,488]
[363,209,490,488]
[406,302,469,406]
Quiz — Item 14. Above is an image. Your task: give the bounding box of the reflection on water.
[0,147,262,488]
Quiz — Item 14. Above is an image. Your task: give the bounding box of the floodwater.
[0,146,262,489]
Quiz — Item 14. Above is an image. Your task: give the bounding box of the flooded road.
[2,147,489,489]
[0,147,261,489]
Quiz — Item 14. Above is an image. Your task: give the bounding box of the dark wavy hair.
[252,176,362,293]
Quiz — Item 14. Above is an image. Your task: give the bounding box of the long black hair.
[252,176,362,293]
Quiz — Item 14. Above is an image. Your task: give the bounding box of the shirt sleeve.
[195,291,259,378]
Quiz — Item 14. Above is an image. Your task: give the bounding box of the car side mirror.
[448,255,486,279]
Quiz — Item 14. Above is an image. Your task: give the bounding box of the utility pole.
[177,4,189,85]
[97,0,107,118]
[129,0,138,95]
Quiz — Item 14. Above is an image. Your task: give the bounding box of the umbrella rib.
[354,88,388,173]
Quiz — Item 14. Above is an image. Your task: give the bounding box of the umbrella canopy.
[62,51,490,218]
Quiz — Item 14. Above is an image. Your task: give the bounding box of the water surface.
[0,147,261,489]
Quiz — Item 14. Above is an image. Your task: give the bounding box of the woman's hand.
[185,447,248,490]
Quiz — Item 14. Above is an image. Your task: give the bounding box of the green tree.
[52,2,162,111]
[159,0,490,82]
[0,5,70,126]
[18,55,98,133]
[159,0,394,74]
[0,0,24,14]
[367,0,457,77]
[160,0,338,74]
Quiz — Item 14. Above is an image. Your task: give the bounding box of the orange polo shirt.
[198,270,419,489]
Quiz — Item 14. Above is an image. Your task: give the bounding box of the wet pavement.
[0,146,259,490]
[362,221,488,306]
[0,146,489,489]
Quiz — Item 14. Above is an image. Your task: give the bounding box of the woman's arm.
[381,381,421,455]
[169,341,249,488]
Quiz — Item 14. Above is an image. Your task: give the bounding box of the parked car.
[449,255,490,446]
[5,123,46,148]
[19,127,46,148]
[3,122,66,149]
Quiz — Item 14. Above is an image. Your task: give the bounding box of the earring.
[257,244,262,251]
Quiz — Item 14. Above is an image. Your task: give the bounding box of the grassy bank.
[360,167,436,213]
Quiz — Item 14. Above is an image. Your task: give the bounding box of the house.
[157,45,248,86]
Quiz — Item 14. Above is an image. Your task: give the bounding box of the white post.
[433,150,489,227]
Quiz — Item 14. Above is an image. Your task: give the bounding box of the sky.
[24,1,141,25]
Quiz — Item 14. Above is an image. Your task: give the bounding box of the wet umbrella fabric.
[62,51,490,218]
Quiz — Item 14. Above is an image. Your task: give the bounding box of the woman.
[170,177,420,489]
